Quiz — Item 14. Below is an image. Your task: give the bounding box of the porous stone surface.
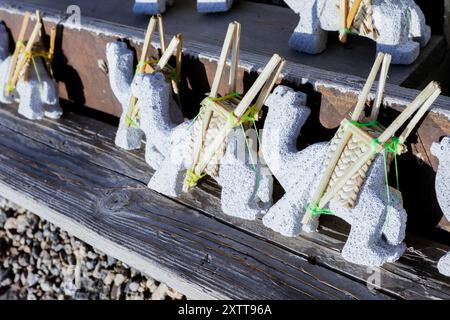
[261,85,406,266]
[107,41,271,220]
[431,137,450,277]
[133,0,233,14]
[284,0,431,64]
[0,23,62,120]
[0,197,184,300]
[133,0,175,14]
[106,41,183,169]
[197,0,234,12]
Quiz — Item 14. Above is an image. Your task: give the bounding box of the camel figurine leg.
[0,57,15,104]
[331,156,407,266]
[285,0,328,54]
[148,156,185,197]
[115,112,145,150]
[374,6,420,64]
[39,71,63,119]
[16,79,45,120]
[408,3,431,47]
[197,0,234,13]
[438,253,450,277]
[145,142,165,170]
[341,220,406,267]
[133,0,174,14]
[217,130,272,220]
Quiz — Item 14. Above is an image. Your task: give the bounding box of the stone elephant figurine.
[284,0,431,64]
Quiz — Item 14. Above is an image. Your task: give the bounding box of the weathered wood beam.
[0,103,394,300]
[0,102,449,299]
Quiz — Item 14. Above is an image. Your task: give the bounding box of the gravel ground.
[0,198,185,300]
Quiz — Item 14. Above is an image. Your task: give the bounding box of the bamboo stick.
[234,54,283,116]
[210,22,237,98]
[195,54,284,175]
[190,22,237,171]
[172,33,183,96]
[10,21,42,91]
[370,54,391,120]
[48,26,56,62]
[302,129,352,227]
[156,35,180,70]
[4,11,31,96]
[339,0,349,43]
[229,22,240,94]
[346,0,363,29]
[378,82,437,143]
[126,17,157,124]
[351,52,384,121]
[398,83,441,144]
[253,59,285,118]
[157,14,166,53]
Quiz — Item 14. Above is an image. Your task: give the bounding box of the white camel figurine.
[106,41,184,169]
[431,137,450,277]
[107,41,272,220]
[261,86,406,266]
[0,24,62,120]
[133,0,233,14]
[284,0,431,64]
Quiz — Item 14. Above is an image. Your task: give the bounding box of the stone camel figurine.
[261,85,407,266]
[107,41,272,220]
[284,0,431,64]
[133,0,234,14]
[431,137,450,277]
[106,41,184,170]
[0,23,62,120]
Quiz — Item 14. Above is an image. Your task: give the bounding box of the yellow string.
[184,93,259,189]
[184,169,206,189]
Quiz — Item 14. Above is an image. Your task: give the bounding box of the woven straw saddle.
[302,52,441,229]
[126,15,183,128]
[4,10,56,97]
[338,0,378,43]
[183,21,285,192]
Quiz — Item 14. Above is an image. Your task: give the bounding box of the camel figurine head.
[265,85,307,110]
[431,137,450,161]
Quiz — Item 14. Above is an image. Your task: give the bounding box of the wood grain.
[0,104,392,300]
[0,103,449,299]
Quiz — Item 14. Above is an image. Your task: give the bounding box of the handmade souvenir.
[133,0,233,14]
[107,15,184,169]
[262,53,441,266]
[147,22,283,220]
[0,11,62,120]
[284,0,431,64]
[431,137,450,277]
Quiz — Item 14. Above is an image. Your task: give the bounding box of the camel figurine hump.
[261,85,406,266]
[133,0,233,14]
[284,0,431,64]
[431,137,450,277]
[0,23,62,120]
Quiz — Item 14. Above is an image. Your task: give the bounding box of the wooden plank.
[0,105,390,300]
[0,103,449,299]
